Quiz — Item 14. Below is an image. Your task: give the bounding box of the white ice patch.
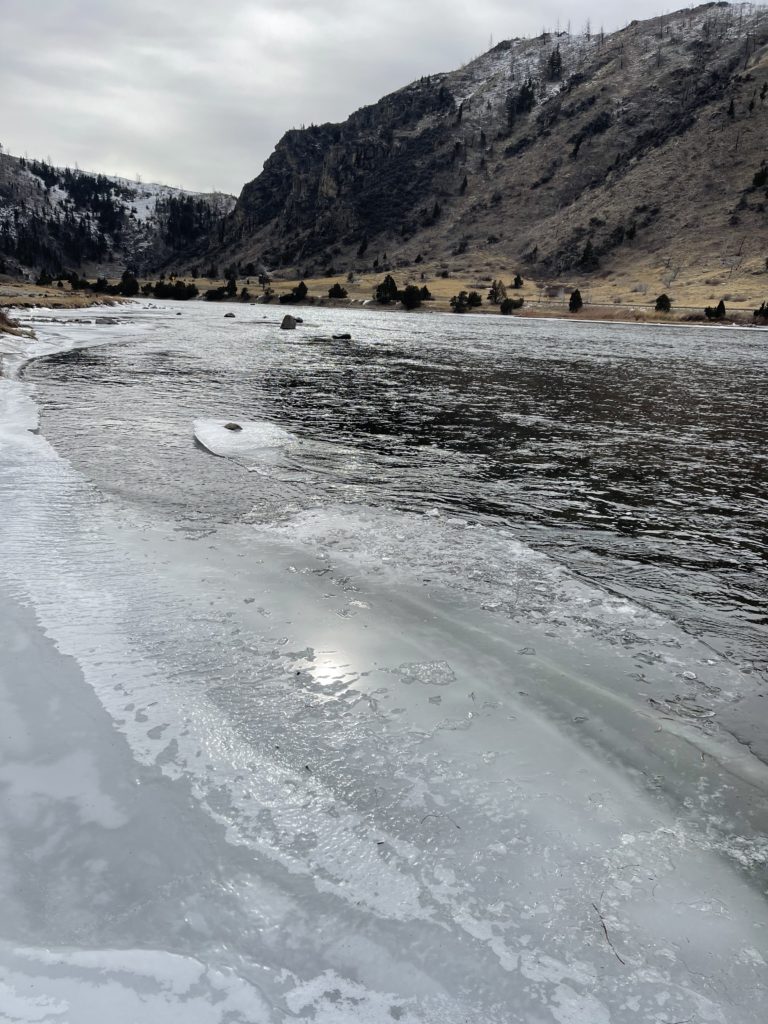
[2,945,271,1024]
[193,418,296,464]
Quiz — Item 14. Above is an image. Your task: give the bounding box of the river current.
[25,301,768,673]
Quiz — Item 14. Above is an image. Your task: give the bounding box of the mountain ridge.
[206,2,768,297]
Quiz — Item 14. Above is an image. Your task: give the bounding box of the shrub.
[450,291,469,313]
[655,293,671,313]
[569,289,583,313]
[500,297,524,314]
[487,279,507,304]
[705,300,726,320]
[280,281,309,304]
[328,283,348,299]
[466,291,483,308]
[399,284,423,310]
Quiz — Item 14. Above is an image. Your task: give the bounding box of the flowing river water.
[1,301,767,1023]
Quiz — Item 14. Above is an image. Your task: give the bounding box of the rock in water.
[224,312,235,318]
[281,315,297,330]
[224,423,243,431]
[332,333,352,340]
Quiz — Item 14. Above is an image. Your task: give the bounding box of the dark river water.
[24,303,768,672]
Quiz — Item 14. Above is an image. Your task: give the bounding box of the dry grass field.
[3,257,766,332]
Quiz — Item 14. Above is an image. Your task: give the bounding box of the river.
[1,300,767,1023]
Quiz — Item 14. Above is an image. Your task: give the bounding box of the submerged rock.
[280,315,297,330]
[333,333,352,340]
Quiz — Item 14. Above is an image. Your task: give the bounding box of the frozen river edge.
[1,308,767,1024]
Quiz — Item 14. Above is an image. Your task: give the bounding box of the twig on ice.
[591,901,626,965]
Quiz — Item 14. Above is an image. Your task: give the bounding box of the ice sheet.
[1,307,767,1023]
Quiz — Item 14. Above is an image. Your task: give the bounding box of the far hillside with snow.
[0,151,235,277]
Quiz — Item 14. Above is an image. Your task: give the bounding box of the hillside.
[0,152,235,278]
[208,2,768,301]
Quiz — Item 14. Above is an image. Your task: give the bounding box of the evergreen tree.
[655,293,671,313]
[580,239,599,270]
[399,284,423,310]
[488,279,507,304]
[547,44,563,81]
[569,289,583,313]
[374,274,399,303]
[328,282,348,299]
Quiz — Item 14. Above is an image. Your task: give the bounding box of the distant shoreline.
[2,280,767,334]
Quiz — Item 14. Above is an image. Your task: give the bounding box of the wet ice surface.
[1,302,767,1022]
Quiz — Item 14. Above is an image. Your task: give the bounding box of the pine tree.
[569,289,583,313]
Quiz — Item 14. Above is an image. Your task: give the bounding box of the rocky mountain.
[0,151,235,278]
[209,2,768,288]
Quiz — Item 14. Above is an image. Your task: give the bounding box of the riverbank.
[3,273,767,330]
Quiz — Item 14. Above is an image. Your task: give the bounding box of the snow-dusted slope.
[0,151,235,275]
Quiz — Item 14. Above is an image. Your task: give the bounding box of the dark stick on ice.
[591,902,626,965]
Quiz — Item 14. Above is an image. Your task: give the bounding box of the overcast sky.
[2,0,671,195]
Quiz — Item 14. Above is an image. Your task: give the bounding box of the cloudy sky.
[2,0,670,196]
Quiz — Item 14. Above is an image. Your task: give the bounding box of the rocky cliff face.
[211,2,768,283]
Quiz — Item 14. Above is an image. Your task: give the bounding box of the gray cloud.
[2,0,668,194]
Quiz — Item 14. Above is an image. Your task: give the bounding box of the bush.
[655,293,671,313]
[450,291,469,313]
[488,279,507,304]
[512,273,524,289]
[419,286,432,301]
[754,301,768,320]
[36,269,53,286]
[569,289,583,313]
[280,281,309,304]
[705,300,726,320]
[500,297,524,314]
[328,282,348,299]
[154,280,199,300]
[399,284,423,310]
[466,291,482,308]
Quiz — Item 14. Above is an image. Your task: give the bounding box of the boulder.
[224,422,243,431]
[224,312,235,318]
[332,333,352,340]
[280,314,297,330]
